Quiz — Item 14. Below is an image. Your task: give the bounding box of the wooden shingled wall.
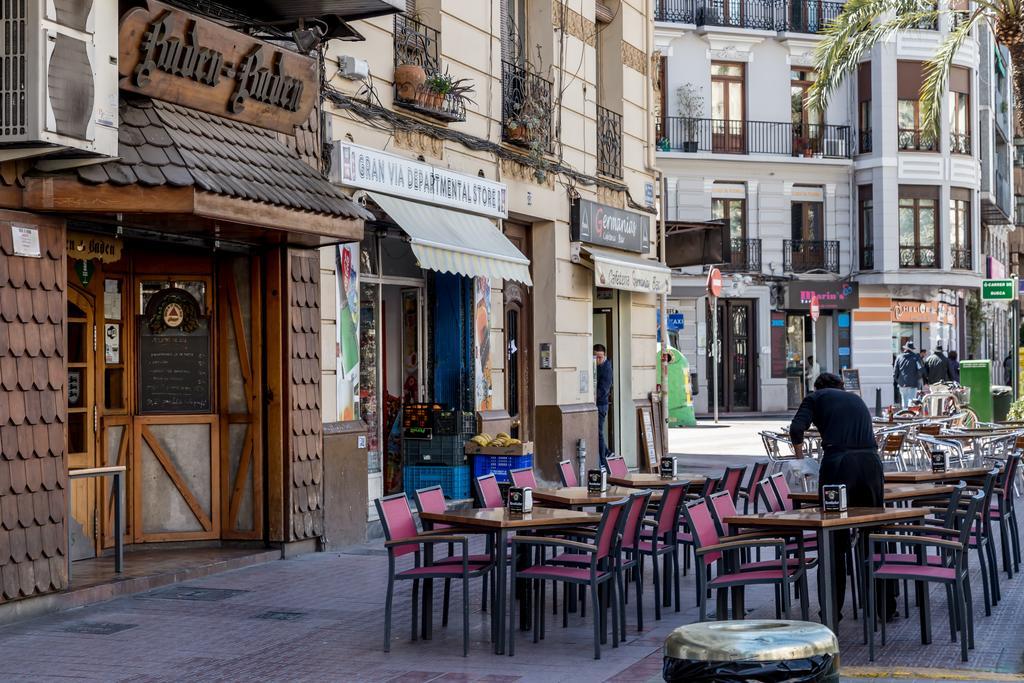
[0,213,67,602]
[287,249,323,542]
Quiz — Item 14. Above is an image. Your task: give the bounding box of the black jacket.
[924,352,952,384]
[893,351,924,388]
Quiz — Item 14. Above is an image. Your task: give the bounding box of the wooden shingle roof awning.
[22,98,370,246]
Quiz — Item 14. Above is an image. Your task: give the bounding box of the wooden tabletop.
[420,506,602,529]
[532,486,660,507]
[789,483,955,505]
[608,472,706,489]
[885,467,992,484]
[724,506,928,530]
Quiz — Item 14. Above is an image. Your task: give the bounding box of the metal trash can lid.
[664,620,838,662]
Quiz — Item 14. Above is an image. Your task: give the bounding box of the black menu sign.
[138,288,212,414]
[571,198,650,253]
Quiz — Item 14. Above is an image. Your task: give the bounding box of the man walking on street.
[594,344,613,464]
[924,341,953,385]
[893,342,924,408]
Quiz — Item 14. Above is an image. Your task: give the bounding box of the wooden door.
[711,62,745,153]
[67,286,98,560]
[709,299,757,412]
[504,223,533,440]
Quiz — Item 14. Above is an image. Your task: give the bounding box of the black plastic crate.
[403,434,467,466]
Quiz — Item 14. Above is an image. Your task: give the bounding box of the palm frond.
[809,0,943,115]
[919,9,985,143]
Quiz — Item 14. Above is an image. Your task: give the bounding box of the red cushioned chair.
[509,467,539,489]
[992,451,1021,577]
[508,497,630,659]
[737,461,769,514]
[376,493,493,656]
[718,465,748,503]
[558,459,578,487]
[474,473,504,508]
[683,497,808,622]
[615,489,654,632]
[638,482,688,619]
[605,456,629,478]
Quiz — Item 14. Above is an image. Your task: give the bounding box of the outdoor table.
[789,483,955,506]
[68,466,126,582]
[938,429,1018,466]
[419,506,601,655]
[884,466,992,484]
[724,506,928,634]
[608,472,706,489]
[532,486,660,508]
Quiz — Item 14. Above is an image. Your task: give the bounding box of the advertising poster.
[474,277,493,411]
[337,244,360,421]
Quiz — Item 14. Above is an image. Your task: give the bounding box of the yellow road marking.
[842,666,1024,681]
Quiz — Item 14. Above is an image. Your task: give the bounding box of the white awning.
[369,192,532,285]
[581,245,671,295]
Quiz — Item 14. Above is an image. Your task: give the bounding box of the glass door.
[67,287,99,560]
[711,62,745,153]
[710,299,756,412]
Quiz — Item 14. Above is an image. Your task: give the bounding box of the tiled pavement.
[0,419,1022,682]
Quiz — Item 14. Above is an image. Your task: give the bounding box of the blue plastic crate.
[404,465,470,499]
[471,454,534,484]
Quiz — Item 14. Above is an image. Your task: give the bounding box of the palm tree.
[809,0,1023,143]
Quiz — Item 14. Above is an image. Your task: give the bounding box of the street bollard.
[875,387,882,417]
[577,438,587,487]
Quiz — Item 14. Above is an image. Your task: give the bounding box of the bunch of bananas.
[469,432,523,447]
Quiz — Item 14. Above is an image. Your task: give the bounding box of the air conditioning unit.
[0,0,119,163]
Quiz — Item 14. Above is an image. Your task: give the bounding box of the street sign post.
[707,267,722,424]
[707,267,723,297]
[982,278,1015,301]
[810,293,820,322]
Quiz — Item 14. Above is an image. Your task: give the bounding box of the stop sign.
[707,267,723,297]
[810,293,820,322]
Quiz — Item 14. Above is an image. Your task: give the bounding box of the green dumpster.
[960,360,993,422]
[658,344,696,427]
[992,385,1013,422]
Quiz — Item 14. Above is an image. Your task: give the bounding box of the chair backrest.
[760,431,792,460]
[605,456,628,477]
[701,476,721,497]
[977,468,1000,524]
[475,473,503,507]
[880,432,906,454]
[767,472,793,511]
[558,459,578,487]
[620,489,654,551]
[719,466,747,502]
[1002,452,1021,501]
[937,481,968,528]
[708,490,739,536]
[917,423,942,436]
[594,497,629,560]
[412,486,450,530]
[755,477,782,512]
[745,461,768,491]
[374,493,419,557]
[509,467,538,489]
[654,482,688,537]
[958,491,987,548]
[681,498,723,565]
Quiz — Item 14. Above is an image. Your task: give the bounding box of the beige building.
[316,0,666,536]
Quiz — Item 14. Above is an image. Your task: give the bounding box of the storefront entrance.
[65,237,264,556]
[709,298,757,412]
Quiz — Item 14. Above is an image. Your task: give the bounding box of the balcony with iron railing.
[898,129,937,152]
[658,117,853,158]
[719,238,762,272]
[501,60,554,153]
[859,246,874,270]
[950,132,971,155]
[654,0,844,31]
[900,244,938,268]
[951,246,973,270]
[393,15,466,123]
[784,240,840,273]
[596,105,623,179]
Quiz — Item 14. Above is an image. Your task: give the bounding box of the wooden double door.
[66,247,264,558]
[708,298,758,413]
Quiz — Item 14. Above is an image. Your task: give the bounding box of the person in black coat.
[790,372,897,621]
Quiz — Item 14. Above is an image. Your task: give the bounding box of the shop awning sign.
[786,281,859,310]
[577,244,671,295]
[982,278,1015,301]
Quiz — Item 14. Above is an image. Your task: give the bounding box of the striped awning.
[369,192,532,285]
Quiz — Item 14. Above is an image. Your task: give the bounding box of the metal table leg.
[497,529,508,655]
[114,471,124,574]
[819,529,836,633]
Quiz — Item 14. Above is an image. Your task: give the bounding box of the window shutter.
[501,0,514,64]
[950,66,970,94]
[951,187,971,201]
[896,61,924,99]
[858,61,871,101]
[859,183,873,201]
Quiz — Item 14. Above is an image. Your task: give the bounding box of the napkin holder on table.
[821,484,847,512]
[930,449,948,473]
[660,456,677,479]
[508,486,533,514]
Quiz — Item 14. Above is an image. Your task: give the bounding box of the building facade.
[654,4,1015,412]
[319,0,665,538]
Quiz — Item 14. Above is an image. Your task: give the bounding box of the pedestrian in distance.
[594,344,613,465]
[893,341,925,409]
[790,372,897,622]
[948,349,961,383]
[923,341,953,385]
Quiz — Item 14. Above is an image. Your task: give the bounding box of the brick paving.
[0,419,1021,682]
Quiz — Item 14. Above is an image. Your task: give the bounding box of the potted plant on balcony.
[394,13,429,102]
[422,68,475,112]
[675,83,704,153]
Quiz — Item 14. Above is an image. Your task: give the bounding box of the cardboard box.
[464,441,534,456]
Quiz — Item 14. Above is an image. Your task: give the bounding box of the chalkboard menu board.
[841,368,861,395]
[637,404,658,472]
[138,288,212,414]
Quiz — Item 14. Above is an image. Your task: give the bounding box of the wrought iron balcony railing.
[898,129,937,151]
[950,133,971,155]
[502,60,554,153]
[858,129,872,154]
[950,246,972,270]
[860,246,874,271]
[655,0,843,32]
[899,245,938,268]
[597,105,623,179]
[393,15,466,123]
[659,117,853,158]
[784,240,840,273]
[720,238,762,272]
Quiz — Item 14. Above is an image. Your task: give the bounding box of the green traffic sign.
[982,278,1016,301]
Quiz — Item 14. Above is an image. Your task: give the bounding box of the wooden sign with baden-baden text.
[117,0,318,134]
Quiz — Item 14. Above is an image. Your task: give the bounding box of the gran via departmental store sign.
[334,143,508,219]
[570,198,651,254]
